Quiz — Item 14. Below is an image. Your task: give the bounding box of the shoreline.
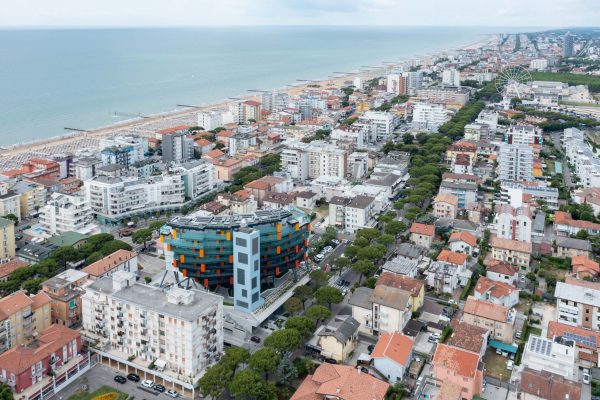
[0,33,496,169]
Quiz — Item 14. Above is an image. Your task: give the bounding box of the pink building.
[432,343,483,400]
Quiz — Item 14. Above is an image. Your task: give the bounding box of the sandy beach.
[0,34,495,171]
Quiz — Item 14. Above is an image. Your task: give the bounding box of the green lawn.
[68,385,128,400]
[482,348,512,382]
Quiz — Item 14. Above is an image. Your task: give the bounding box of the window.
[254,260,259,271]
[252,292,259,303]
[238,252,248,264]
[252,237,259,253]
[236,300,248,308]
[252,277,257,289]
[237,269,245,285]
[242,289,247,297]
[235,238,247,247]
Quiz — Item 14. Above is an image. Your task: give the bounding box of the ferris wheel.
[495,66,532,99]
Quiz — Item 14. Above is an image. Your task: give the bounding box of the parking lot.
[413,331,436,355]
[58,363,190,399]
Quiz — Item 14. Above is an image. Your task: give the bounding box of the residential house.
[554,237,592,259]
[548,321,600,368]
[493,204,533,243]
[448,231,478,255]
[371,332,414,384]
[433,193,458,219]
[521,335,577,381]
[485,261,520,286]
[329,195,376,233]
[381,257,418,279]
[0,259,28,283]
[462,296,516,343]
[0,324,81,393]
[571,256,600,280]
[474,276,519,308]
[489,235,532,271]
[409,223,435,249]
[244,175,290,206]
[554,211,600,237]
[295,191,318,210]
[426,250,470,295]
[0,291,52,354]
[447,321,489,357]
[42,269,88,327]
[316,315,360,363]
[554,280,600,330]
[376,272,424,312]
[81,249,138,280]
[520,368,581,400]
[291,363,389,400]
[432,344,483,400]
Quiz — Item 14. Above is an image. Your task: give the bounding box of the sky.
[0,0,599,27]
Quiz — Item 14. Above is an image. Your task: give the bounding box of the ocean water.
[0,26,515,146]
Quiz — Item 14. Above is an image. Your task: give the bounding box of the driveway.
[413,331,435,356]
[58,363,190,399]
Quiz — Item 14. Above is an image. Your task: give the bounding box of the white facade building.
[475,110,499,132]
[493,204,533,243]
[411,103,449,132]
[39,192,95,236]
[356,111,398,143]
[329,195,376,233]
[498,143,534,182]
[197,110,224,131]
[171,160,215,201]
[555,281,600,330]
[442,69,461,87]
[563,127,600,188]
[81,271,223,381]
[522,335,577,381]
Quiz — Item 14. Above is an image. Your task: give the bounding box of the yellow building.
[316,315,360,362]
[0,290,52,354]
[15,182,46,217]
[0,218,15,260]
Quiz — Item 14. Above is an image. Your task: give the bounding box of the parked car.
[153,384,166,392]
[583,368,591,385]
[166,389,179,398]
[515,330,522,339]
[501,351,509,357]
[430,332,441,339]
[324,358,337,364]
[127,373,140,382]
[367,344,375,354]
[506,360,514,370]
[250,335,261,343]
[416,376,423,388]
[142,380,154,388]
[496,348,502,355]
[114,375,127,384]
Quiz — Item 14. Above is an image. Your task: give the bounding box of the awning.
[358,353,371,362]
[154,359,167,371]
[489,340,518,354]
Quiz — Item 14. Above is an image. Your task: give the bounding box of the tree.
[277,355,299,385]
[249,348,280,380]
[52,246,79,268]
[0,383,12,400]
[364,276,377,289]
[85,251,104,265]
[377,234,395,247]
[293,285,313,307]
[575,230,589,239]
[355,228,381,243]
[22,278,44,294]
[229,369,276,400]
[343,245,359,259]
[197,362,233,398]
[99,240,132,256]
[309,269,329,289]
[264,329,301,354]
[315,286,343,310]
[402,132,414,144]
[385,220,406,236]
[132,228,153,249]
[285,316,316,339]
[357,245,386,262]
[221,347,250,374]
[333,256,351,275]
[283,297,303,316]
[305,304,331,324]
[352,260,374,284]
[149,220,167,231]
[2,214,18,225]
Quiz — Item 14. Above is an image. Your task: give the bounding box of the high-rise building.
[0,217,15,260]
[162,131,194,163]
[442,69,461,87]
[39,192,95,235]
[498,144,534,182]
[563,33,574,58]
[197,110,224,131]
[411,103,449,132]
[162,209,310,288]
[233,226,263,313]
[386,74,407,95]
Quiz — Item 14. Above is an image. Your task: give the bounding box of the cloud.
[0,0,597,27]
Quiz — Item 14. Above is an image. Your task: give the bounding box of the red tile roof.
[82,249,137,277]
[433,343,480,378]
[474,276,517,299]
[157,125,189,135]
[520,368,581,400]
[463,296,510,322]
[449,231,478,247]
[490,235,532,254]
[485,261,519,276]
[371,332,414,366]
[554,211,600,230]
[547,321,600,350]
[437,250,467,266]
[376,272,423,296]
[410,223,434,236]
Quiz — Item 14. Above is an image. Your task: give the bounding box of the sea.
[0,26,525,146]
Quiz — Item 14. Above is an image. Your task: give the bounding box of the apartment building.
[432,344,483,400]
[197,110,224,131]
[99,136,148,165]
[330,126,366,149]
[493,204,533,243]
[315,315,360,363]
[462,296,516,343]
[464,123,489,141]
[411,102,449,132]
[490,235,532,270]
[39,192,95,236]
[433,193,458,219]
[564,127,600,188]
[426,250,469,295]
[504,125,543,146]
[162,131,194,163]
[82,249,138,280]
[82,271,223,380]
[498,143,534,182]
[0,291,52,354]
[84,174,186,224]
[282,140,348,180]
[416,87,470,105]
[500,181,559,210]
[475,110,498,132]
[349,285,412,337]
[329,195,376,233]
[0,218,15,261]
[442,68,461,87]
[42,269,88,327]
[356,111,398,142]
[0,184,21,221]
[170,160,215,201]
[555,280,600,330]
[438,180,477,210]
[553,211,600,237]
[522,335,577,381]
